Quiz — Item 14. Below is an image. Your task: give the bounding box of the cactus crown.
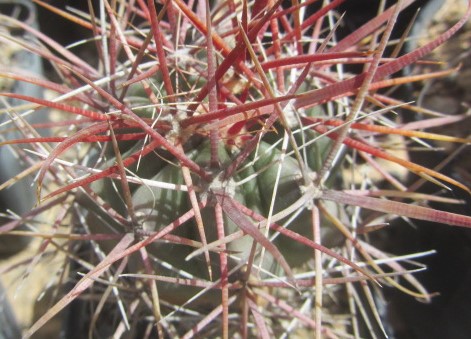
[1,0,471,337]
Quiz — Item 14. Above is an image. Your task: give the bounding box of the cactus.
[1,0,471,338]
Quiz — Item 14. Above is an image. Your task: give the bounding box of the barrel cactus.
[1,0,471,338]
